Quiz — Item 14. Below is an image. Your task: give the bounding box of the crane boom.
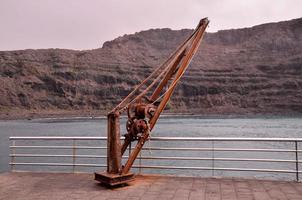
[95,18,209,186]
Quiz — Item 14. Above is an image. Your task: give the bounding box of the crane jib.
[95,18,210,187]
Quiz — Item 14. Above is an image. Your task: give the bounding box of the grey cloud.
[0,0,301,50]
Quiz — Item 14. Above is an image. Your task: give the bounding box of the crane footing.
[94,172,135,186]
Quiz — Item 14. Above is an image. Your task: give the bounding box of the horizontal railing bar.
[139,156,297,163]
[9,154,298,163]
[141,147,297,152]
[9,162,299,173]
[134,165,299,173]
[9,146,106,149]
[149,137,302,142]
[9,136,302,142]
[9,145,297,153]
[9,136,302,177]
[9,162,106,167]
[9,137,107,140]
[10,154,107,158]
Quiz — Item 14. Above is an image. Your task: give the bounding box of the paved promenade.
[0,172,302,200]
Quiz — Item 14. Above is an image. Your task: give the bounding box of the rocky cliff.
[0,18,302,118]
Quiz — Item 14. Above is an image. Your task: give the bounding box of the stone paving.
[1,172,302,200]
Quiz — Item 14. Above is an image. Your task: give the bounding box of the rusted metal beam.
[95,18,209,186]
[121,131,150,174]
[150,50,186,101]
[106,112,122,173]
[121,137,131,156]
[149,18,209,130]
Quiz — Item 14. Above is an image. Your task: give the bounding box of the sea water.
[0,116,301,180]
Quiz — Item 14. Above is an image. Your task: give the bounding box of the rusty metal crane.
[95,18,209,186]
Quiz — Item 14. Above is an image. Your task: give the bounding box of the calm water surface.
[1,116,302,180]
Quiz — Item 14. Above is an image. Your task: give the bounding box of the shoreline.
[1,109,302,121]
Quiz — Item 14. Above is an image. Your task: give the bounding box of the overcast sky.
[0,0,301,51]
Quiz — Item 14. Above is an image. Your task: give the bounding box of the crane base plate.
[94,171,135,187]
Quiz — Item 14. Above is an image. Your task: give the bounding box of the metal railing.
[9,136,301,181]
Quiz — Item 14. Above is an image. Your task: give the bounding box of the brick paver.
[0,172,302,200]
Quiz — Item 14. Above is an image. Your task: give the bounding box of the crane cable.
[112,22,202,113]
[150,26,207,107]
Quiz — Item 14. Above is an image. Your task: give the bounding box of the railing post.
[11,140,15,171]
[295,140,299,182]
[211,140,214,176]
[73,139,76,173]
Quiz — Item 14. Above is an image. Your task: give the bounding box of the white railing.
[9,136,301,181]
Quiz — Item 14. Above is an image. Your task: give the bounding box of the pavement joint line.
[1,172,302,200]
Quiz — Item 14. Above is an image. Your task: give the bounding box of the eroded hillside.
[0,18,302,118]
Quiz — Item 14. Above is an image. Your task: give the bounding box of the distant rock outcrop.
[0,18,302,117]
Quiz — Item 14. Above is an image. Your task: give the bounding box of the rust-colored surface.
[1,172,302,200]
[97,18,210,185]
[106,112,122,174]
[94,171,135,186]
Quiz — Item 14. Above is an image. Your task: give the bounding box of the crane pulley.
[95,18,209,186]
